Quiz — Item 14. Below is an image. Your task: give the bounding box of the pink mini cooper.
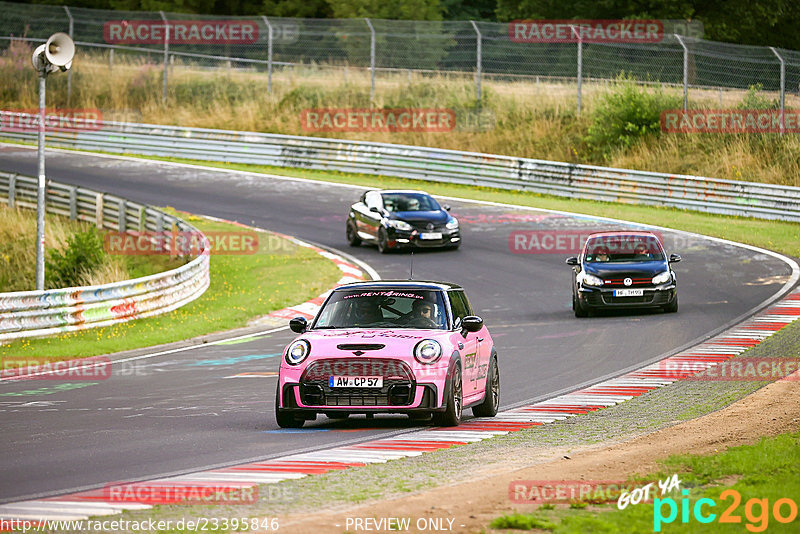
[275,281,499,428]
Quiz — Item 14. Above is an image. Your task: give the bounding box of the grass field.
[0,210,342,360]
[490,431,800,532]
[2,39,799,187]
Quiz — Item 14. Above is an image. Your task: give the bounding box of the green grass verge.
[119,154,800,259]
[0,210,342,360]
[490,431,800,533]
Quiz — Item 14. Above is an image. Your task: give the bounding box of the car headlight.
[445,217,459,230]
[387,219,413,231]
[652,271,672,285]
[285,339,310,365]
[414,339,442,364]
[579,272,604,287]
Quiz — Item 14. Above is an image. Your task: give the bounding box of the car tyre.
[573,291,588,318]
[472,354,499,418]
[275,387,305,429]
[432,363,462,427]
[346,221,361,247]
[377,227,390,254]
[663,295,678,313]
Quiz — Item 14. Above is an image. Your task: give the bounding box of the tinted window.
[449,291,469,324]
[313,289,447,330]
[584,235,665,263]
[381,193,440,212]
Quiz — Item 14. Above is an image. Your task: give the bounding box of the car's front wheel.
[663,294,678,313]
[433,363,462,427]
[472,354,499,417]
[275,387,305,428]
[377,227,390,254]
[346,221,361,247]
[573,290,588,318]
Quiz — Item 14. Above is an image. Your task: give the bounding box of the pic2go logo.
[654,489,799,532]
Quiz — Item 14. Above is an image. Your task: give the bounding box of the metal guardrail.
[0,170,210,344]
[1,111,799,222]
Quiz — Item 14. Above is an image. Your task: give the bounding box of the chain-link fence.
[1,0,799,115]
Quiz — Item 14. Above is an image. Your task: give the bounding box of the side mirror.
[461,315,483,333]
[443,205,451,211]
[289,316,308,333]
[369,206,380,213]
[566,257,579,266]
[669,254,682,263]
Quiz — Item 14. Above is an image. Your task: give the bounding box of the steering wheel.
[406,317,439,328]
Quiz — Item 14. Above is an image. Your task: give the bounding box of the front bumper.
[386,227,460,249]
[278,382,442,414]
[578,284,677,309]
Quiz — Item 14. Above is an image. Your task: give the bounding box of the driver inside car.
[348,298,383,325]
[402,299,440,328]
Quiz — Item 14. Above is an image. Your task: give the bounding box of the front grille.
[300,358,415,407]
[301,358,414,381]
[599,272,655,287]
[600,291,671,306]
[409,221,446,232]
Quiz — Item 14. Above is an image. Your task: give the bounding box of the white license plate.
[420,232,442,240]
[614,289,644,297]
[328,376,383,388]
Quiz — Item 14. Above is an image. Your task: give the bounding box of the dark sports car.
[346,190,460,253]
[566,231,681,317]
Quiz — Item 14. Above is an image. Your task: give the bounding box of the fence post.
[8,174,16,208]
[138,206,146,232]
[570,25,582,116]
[769,47,786,136]
[69,186,77,220]
[64,6,74,104]
[160,11,169,104]
[118,199,127,232]
[470,21,482,106]
[156,211,164,252]
[675,34,688,112]
[365,18,376,102]
[95,193,104,229]
[261,16,274,94]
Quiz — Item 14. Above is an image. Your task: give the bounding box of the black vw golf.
[566,231,681,317]
[345,190,461,253]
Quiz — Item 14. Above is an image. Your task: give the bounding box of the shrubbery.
[585,75,682,159]
[737,83,780,110]
[45,229,106,289]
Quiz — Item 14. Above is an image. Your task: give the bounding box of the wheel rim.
[453,367,462,419]
[490,361,499,407]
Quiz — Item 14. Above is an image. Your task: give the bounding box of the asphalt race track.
[0,144,794,503]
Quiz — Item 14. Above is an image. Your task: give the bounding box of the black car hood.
[390,210,449,224]
[583,260,668,278]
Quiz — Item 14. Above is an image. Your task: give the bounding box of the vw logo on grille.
[427,223,434,231]
[623,277,633,286]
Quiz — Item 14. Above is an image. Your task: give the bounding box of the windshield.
[584,235,665,263]
[381,193,441,213]
[313,289,448,330]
